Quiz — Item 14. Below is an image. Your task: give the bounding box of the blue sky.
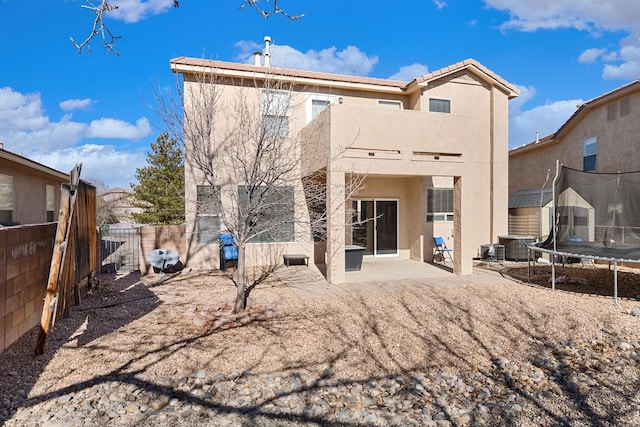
[1,0,639,189]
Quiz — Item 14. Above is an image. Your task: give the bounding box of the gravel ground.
[1,264,640,426]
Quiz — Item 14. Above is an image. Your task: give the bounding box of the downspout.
[489,86,495,242]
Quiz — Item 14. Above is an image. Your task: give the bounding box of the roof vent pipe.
[253,51,262,66]
[535,131,539,143]
[264,36,271,67]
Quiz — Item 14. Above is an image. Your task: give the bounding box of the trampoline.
[527,162,640,306]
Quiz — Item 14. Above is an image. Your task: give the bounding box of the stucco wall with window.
[0,156,66,226]
[509,89,640,199]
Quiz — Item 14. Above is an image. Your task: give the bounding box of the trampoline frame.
[525,161,640,307]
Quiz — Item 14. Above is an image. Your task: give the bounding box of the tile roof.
[170,57,519,97]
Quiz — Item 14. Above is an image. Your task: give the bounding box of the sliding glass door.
[352,199,398,256]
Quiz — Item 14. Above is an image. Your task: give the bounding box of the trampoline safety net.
[537,165,640,262]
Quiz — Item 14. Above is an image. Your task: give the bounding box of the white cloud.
[30,144,147,188]
[60,98,94,111]
[485,0,640,32]
[235,40,379,76]
[109,0,175,23]
[485,0,640,81]
[86,117,151,139]
[388,63,430,81]
[433,0,447,10]
[578,48,606,64]
[602,34,640,79]
[508,84,582,149]
[0,87,86,152]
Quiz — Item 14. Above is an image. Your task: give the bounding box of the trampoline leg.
[614,261,620,308]
[551,259,556,291]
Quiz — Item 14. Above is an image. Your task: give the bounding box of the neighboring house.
[508,79,640,237]
[0,144,68,226]
[100,187,143,224]
[171,40,519,283]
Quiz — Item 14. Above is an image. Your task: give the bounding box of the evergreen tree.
[130,133,185,225]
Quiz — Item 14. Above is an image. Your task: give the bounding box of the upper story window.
[305,94,337,123]
[261,89,290,138]
[621,98,631,116]
[196,185,221,244]
[46,185,55,222]
[378,100,402,110]
[583,137,597,172]
[312,99,331,119]
[427,188,454,222]
[0,174,13,225]
[607,103,617,121]
[429,98,451,113]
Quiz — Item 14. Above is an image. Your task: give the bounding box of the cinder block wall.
[0,224,56,353]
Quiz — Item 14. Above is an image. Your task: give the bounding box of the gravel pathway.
[1,265,640,426]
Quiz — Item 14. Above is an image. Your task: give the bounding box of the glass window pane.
[46,185,55,210]
[378,100,402,109]
[238,185,294,242]
[311,99,330,119]
[0,174,12,210]
[429,98,451,113]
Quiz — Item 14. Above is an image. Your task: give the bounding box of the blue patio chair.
[219,233,238,270]
[433,236,453,262]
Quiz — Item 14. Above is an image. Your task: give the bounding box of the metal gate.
[100,225,140,272]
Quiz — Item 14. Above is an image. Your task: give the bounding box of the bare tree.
[71,0,303,55]
[155,67,363,313]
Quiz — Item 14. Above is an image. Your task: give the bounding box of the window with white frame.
[378,100,402,109]
[427,188,454,222]
[429,98,451,113]
[196,185,221,244]
[46,185,55,222]
[0,174,13,225]
[305,94,336,123]
[261,89,290,138]
[583,137,597,172]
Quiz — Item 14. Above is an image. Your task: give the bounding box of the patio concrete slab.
[276,258,516,298]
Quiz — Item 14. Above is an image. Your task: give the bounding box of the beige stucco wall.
[180,65,513,280]
[0,158,66,225]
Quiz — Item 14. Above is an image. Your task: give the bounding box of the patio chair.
[433,236,453,262]
[219,233,238,271]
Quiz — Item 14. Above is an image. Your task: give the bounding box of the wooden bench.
[283,254,309,267]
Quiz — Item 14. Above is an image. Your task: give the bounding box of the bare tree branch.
[155,65,364,313]
[72,0,301,55]
[70,1,122,55]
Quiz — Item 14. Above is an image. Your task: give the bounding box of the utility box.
[345,245,365,271]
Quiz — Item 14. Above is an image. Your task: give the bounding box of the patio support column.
[326,169,345,284]
[453,176,473,275]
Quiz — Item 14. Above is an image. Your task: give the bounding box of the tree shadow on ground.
[3,270,640,426]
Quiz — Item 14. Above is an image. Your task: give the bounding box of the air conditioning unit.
[498,235,536,261]
[480,244,505,261]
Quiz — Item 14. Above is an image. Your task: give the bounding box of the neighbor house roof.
[0,146,69,181]
[170,57,519,98]
[510,79,640,157]
[509,188,553,209]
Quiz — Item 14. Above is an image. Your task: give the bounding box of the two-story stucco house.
[171,41,519,284]
[508,79,640,239]
[0,144,68,226]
